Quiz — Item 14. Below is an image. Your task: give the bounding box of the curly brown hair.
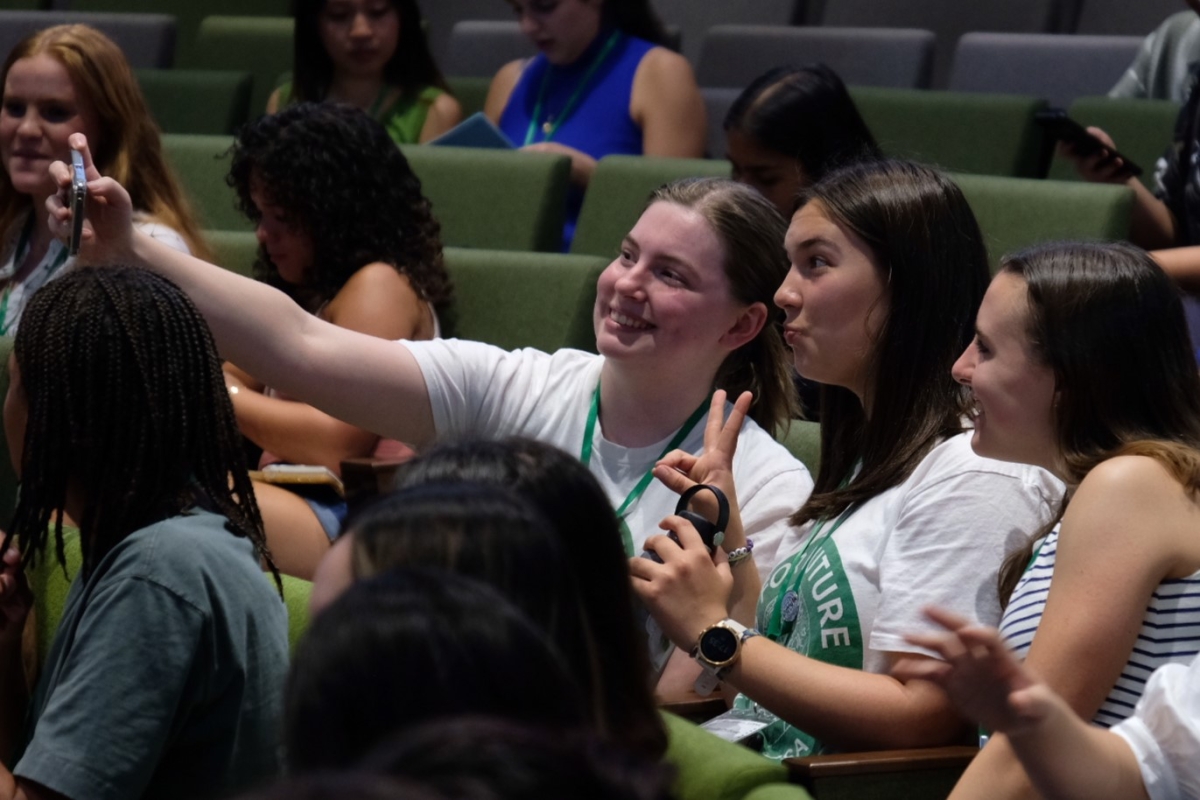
[227,102,452,314]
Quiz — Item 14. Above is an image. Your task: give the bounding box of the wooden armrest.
[785,746,977,778]
[659,696,727,724]
[786,746,977,800]
[340,457,407,509]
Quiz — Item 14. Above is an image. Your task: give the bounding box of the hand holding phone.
[1035,109,1142,179]
[68,148,87,256]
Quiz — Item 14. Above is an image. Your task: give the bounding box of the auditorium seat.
[206,229,259,278]
[187,15,293,119]
[571,155,730,258]
[0,10,175,67]
[851,88,1048,178]
[778,420,821,475]
[161,134,248,232]
[654,0,804,63]
[68,0,290,67]
[1046,96,1178,191]
[136,69,253,135]
[949,32,1142,109]
[952,173,1133,269]
[1072,0,1181,36]
[698,25,935,90]
[441,247,606,352]
[445,75,491,119]
[400,146,570,253]
[817,0,1066,87]
[701,87,740,160]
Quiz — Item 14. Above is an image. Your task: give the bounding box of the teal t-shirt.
[15,509,289,800]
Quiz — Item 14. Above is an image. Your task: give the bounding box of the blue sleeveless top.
[500,30,655,249]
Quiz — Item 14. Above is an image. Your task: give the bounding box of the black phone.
[1034,109,1142,178]
[68,149,87,256]
[643,483,729,563]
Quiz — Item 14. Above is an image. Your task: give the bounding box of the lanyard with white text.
[580,382,708,555]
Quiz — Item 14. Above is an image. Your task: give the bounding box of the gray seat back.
[0,10,175,67]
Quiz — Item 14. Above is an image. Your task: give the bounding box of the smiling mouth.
[609,309,653,330]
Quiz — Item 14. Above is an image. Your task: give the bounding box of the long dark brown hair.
[996,242,1200,602]
[793,160,990,527]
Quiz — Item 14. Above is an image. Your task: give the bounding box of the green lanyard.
[524,30,621,146]
[580,382,708,555]
[765,503,858,641]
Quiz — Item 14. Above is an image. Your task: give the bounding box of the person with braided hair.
[222,101,453,579]
[0,266,289,800]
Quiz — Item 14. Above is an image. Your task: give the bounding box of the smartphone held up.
[67,148,86,256]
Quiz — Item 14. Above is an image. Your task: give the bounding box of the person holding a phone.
[630,160,1061,760]
[0,24,204,335]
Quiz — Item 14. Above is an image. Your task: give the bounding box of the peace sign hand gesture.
[652,389,750,549]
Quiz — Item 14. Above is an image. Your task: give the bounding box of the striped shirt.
[1000,525,1200,728]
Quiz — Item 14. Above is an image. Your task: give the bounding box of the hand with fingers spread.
[895,606,1056,738]
[628,512,733,650]
[652,389,751,549]
[46,133,135,264]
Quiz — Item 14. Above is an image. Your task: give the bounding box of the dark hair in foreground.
[793,160,990,526]
[235,718,674,800]
[379,438,667,759]
[997,241,1200,601]
[650,178,798,435]
[4,267,275,584]
[285,568,587,771]
[725,64,881,185]
[290,0,450,103]
[227,102,452,314]
[600,0,670,45]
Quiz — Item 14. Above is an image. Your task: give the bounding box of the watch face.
[700,626,739,665]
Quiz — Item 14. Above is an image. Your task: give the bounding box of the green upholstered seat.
[136,69,253,135]
[187,15,294,118]
[570,155,731,258]
[401,146,571,253]
[68,1,290,67]
[441,247,606,352]
[1047,96,1180,191]
[445,75,492,119]
[161,134,248,233]
[662,712,810,800]
[0,336,15,526]
[951,173,1134,270]
[777,420,820,475]
[850,88,1048,178]
[29,526,311,662]
[205,229,259,278]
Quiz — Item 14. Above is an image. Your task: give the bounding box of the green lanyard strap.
[0,218,68,336]
[580,382,708,555]
[524,30,621,146]
[765,504,857,641]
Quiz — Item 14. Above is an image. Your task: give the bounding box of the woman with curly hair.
[267,0,461,144]
[223,101,453,578]
[0,23,207,333]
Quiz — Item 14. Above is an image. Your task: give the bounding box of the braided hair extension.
[2,267,279,588]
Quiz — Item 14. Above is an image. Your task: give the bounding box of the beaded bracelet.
[725,537,754,565]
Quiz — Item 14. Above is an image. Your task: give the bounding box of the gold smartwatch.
[691,618,760,680]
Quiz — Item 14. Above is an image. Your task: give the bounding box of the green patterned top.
[275,82,446,144]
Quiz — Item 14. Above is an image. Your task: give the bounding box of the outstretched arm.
[48,134,437,449]
[901,608,1149,800]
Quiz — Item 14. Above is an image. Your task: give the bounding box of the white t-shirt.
[742,433,1064,760]
[1113,653,1200,800]
[404,339,813,580]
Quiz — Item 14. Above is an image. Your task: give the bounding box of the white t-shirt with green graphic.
[736,433,1063,760]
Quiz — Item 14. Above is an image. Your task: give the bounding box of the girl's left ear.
[720,302,768,351]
